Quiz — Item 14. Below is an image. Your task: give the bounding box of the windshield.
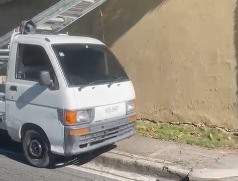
[52,44,129,87]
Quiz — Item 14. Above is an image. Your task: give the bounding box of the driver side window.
[15,44,57,85]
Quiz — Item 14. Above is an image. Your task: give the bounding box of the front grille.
[57,109,64,123]
[79,122,134,148]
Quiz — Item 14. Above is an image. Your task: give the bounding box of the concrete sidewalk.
[91,135,238,181]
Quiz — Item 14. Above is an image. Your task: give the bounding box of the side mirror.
[39,71,53,87]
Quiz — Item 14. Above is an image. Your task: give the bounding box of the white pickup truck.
[0,22,136,168]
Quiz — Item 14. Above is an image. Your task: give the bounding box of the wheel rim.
[28,139,43,158]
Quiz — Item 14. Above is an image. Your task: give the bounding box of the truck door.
[5,43,64,148]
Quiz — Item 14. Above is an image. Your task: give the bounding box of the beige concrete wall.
[67,0,238,129]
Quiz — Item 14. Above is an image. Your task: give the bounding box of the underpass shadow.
[0,130,27,164]
[50,144,116,169]
[0,0,59,37]
[65,0,167,46]
[100,0,168,46]
[0,130,117,168]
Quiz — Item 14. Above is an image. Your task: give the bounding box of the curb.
[89,150,190,180]
[87,149,238,181]
[189,168,238,181]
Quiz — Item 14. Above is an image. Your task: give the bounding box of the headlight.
[126,100,136,114]
[65,109,94,125]
[76,110,94,124]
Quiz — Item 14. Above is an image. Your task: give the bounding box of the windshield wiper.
[108,77,127,88]
[78,80,109,91]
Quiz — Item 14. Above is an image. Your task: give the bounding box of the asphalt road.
[0,131,175,181]
[0,154,109,181]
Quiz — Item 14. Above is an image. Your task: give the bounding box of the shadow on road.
[0,130,116,168]
[0,130,28,164]
[50,144,116,169]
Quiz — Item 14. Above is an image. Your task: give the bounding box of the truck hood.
[72,81,136,121]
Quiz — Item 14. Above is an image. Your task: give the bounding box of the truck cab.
[0,33,136,168]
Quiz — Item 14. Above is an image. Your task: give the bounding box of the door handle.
[10,85,17,92]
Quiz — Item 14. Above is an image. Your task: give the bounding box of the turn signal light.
[130,115,137,122]
[70,128,89,136]
[65,111,77,125]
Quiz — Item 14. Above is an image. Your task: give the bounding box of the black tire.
[22,130,53,168]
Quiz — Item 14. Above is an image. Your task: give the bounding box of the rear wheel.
[22,130,53,168]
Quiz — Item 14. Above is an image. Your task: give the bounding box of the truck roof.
[15,34,105,45]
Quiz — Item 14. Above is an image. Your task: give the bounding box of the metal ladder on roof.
[0,0,107,49]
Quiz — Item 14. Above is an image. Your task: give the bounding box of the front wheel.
[22,130,53,168]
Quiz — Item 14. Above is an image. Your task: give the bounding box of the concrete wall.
[0,0,58,36]
[1,0,238,129]
[67,0,238,129]
[0,0,12,4]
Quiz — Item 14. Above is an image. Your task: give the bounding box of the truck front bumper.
[63,116,135,156]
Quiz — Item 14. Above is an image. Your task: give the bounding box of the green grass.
[136,121,238,149]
